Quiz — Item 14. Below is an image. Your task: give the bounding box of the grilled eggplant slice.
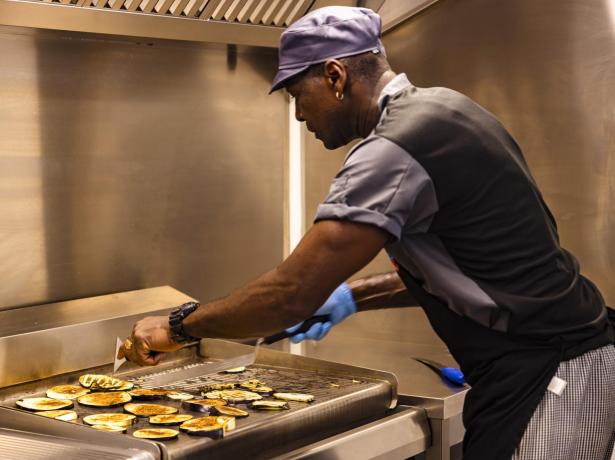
[128,389,168,400]
[46,385,90,400]
[91,424,127,433]
[16,398,73,411]
[250,400,290,411]
[182,398,227,414]
[34,410,78,422]
[77,392,131,407]
[78,374,130,390]
[124,403,178,417]
[223,367,246,374]
[217,415,236,432]
[83,413,136,427]
[203,390,262,404]
[166,391,195,401]
[273,393,314,403]
[179,417,225,439]
[113,381,135,391]
[133,428,179,440]
[149,414,194,426]
[211,405,249,418]
[200,382,237,392]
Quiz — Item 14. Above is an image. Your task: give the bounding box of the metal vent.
[29,0,315,26]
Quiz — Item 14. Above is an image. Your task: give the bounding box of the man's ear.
[324,59,347,93]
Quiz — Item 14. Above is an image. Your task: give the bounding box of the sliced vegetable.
[223,367,246,374]
[123,403,178,417]
[272,393,314,403]
[77,392,131,408]
[250,400,290,411]
[34,410,78,422]
[16,398,73,411]
[179,417,225,439]
[46,385,90,400]
[83,413,136,427]
[217,415,236,432]
[211,405,249,418]
[149,414,194,426]
[133,428,178,440]
[91,424,127,433]
[78,374,131,391]
[202,390,262,404]
[128,389,169,400]
[182,398,227,414]
[200,382,237,392]
[166,391,195,401]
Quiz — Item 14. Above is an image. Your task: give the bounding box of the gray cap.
[269,6,385,93]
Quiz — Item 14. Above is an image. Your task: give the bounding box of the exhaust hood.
[0,0,439,46]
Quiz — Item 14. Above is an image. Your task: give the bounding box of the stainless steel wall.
[0,27,286,310]
[305,0,615,351]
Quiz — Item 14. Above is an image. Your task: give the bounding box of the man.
[120,6,615,460]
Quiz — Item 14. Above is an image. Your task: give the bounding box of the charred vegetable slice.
[17,398,73,411]
[77,392,131,407]
[273,393,315,403]
[203,390,262,404]
[179,417,225,439]
[211,405,249,418]
[149,414,194,426]
[223,367,246,374]
[83,413,136,427]
[166,391,195,401]
[113,381,135,391]
[133,428,179,440]
[46,385,90,400]
[124,403,178,417]
[250,400,290,411]
[91,424,127,433]
[78,374,130,390]
[200,382,237,392]
[34,410,78,421]
[182,399,227,413]
[128,389,169,400]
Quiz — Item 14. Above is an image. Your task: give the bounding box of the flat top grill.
[0,343,397,460]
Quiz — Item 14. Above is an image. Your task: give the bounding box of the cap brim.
[269,64,310,94]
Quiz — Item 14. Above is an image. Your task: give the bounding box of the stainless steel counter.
[306,330,467,460]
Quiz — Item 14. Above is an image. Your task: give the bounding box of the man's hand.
[286,282,357,343]
[117,316,183,366]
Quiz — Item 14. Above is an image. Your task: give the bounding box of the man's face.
[285,72,352,150]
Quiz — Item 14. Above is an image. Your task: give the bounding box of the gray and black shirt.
[315,74,613,460]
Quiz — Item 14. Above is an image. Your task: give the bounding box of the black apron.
[395,265,612,460]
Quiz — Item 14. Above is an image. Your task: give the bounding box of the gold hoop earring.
[335,91,344,101]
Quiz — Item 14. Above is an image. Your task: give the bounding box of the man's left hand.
[118,316,183,366]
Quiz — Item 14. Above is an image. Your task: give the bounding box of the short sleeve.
[314,135,438,241]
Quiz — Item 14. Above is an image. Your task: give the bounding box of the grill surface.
[0,344,396,460]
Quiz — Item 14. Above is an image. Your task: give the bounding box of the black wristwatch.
[168,301,200,343]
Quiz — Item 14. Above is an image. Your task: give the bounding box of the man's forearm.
[349,271,417,311]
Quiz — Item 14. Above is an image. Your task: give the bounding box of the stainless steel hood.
[0,0,438,47]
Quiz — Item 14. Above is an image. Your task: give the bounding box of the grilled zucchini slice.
[46,385,90,400]
[273,393,315,403]
[16,398,73,411]
[250,400,290,411]
[78,374,131,391]
[149,414,194,426]
[83,413,136,427]
[124,403,178,417]
[182,398,227,413]
[211,405,249,418]
[202,390,262,404]
[166,391,195,401]
[133,428,179,440]
[179,417,225,438]
[77,392,131,407]
[34,410,78,421]
[91,424,127,433]
[128,389,168,400]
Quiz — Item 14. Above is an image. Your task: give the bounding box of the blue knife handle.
[441,367,465,385]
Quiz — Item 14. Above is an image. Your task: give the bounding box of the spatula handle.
[263,315,331,345]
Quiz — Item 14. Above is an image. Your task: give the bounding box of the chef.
[120,6,615,460]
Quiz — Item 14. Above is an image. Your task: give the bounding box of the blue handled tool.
[413,357,465,386]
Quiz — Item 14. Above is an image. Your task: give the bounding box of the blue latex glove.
[286,283,357,343]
